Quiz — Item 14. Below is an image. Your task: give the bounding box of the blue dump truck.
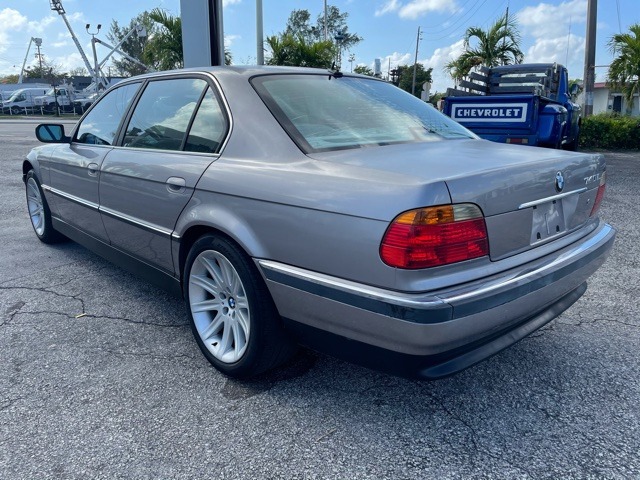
[444,63,581,150]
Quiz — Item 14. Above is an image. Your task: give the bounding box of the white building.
[586,82,640,116]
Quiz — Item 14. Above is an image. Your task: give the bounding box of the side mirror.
[35,124,70,143]
[569,83,580,96]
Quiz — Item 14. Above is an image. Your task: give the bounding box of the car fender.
[172,194,269,277]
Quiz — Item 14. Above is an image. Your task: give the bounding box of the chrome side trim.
[42,184,99,210]
[258,260,445,310]
[518,188,588,209]
[99,206,173,237]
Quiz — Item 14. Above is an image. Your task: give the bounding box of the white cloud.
[52,41,71,49]
[51,51,85,72]
[374,51,412,75]
[376,0,457,19]
[223,0,242,6]
[27,16,57,34]
[375,0,400,17]
[526,33,585,68]
[399,0,458,19]
[224,34,241,47]
[421,39,465,93]
[0,9,28,55]
[518,0,587,38]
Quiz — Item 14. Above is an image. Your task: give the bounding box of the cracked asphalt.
[1,118,639,479]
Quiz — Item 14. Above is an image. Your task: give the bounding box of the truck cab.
[444,64,581,150]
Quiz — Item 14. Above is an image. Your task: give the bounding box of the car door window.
[184,87,228,154]
[75,82,141,146]
[123,78,208,151]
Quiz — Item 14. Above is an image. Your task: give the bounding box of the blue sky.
[0,0,637,93]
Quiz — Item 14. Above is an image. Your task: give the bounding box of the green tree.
[284,7,362,50]
[397,64,433,97]
[0,74,19,84]
[266,34,335,68]
[107,12,156,76]
[68,67,88,77]
[145,8,183,70]
[446,13,523,80]
[353,65,374,76]
[23,58,66,82]
[607,23,640,114]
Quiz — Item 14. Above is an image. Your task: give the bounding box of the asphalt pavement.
[1,118,639,479]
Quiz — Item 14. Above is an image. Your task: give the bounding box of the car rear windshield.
[251,74,476,153]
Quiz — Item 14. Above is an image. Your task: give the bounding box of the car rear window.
[251,74,476,153]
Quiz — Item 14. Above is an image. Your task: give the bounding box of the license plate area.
[531,199,566,244]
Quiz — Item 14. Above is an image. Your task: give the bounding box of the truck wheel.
[184,234,296,378]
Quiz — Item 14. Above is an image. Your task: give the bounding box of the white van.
[1,87,49,114]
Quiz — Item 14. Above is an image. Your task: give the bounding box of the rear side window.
[75,82,141,145]
[184,87,228,153]
[123,78,208,151]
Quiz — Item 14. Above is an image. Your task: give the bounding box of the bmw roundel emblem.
[555,171,565,192]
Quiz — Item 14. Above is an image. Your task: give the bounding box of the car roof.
[126,65,365,82]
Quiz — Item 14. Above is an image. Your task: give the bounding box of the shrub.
[580,113,640,150]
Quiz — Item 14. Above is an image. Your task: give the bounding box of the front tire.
[25,170,65,243]
[184,234,296,378]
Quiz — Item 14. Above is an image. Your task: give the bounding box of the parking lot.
[1,118,639,479]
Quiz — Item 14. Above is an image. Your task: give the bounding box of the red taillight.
[590,172,607,216]
[380,204,489,269]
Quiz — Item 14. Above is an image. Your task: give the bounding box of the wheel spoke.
[201,255,226,289]
[200,311,225,340]
[219,257,235,288]
[236,309,250,337]
[190,298,223,313]
[190,274,220,297]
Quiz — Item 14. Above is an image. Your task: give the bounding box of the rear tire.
[184,234,296,378]
[25,170,65,244]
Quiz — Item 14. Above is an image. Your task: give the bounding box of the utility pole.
[583,0,597,117]
[36,39,43,75]
[324,0,328,41]
[256,0,264,65]
[411,26,421,96]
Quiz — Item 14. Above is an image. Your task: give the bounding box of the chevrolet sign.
[451,103,529,123]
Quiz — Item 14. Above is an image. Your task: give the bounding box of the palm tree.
[446,14,523,81]
[266,34,335,68]
[145,8,184,70]
[607,23,640,114]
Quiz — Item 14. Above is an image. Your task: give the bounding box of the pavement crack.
[423,388,536,478]
[80,313,188,328]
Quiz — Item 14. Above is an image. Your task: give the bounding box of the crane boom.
[50,0,96,78]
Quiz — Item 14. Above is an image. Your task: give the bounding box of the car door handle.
[87,163,99,177]
[166,177,186,193]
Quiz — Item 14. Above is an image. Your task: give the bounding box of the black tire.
[184,234,296,378]
[25,170,65,244]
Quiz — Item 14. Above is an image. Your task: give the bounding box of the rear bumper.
[258,223,616,378]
